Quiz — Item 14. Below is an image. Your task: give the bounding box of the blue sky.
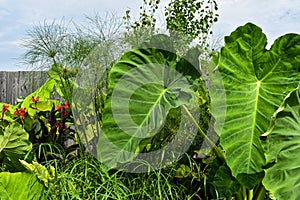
[0,0,299,71]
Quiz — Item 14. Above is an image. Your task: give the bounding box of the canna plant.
[0,62,84,199]
[22,75,78,163]
[0,66,80,171]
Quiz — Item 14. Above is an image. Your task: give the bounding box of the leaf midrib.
[121,87,168,154]
[247,80,261,173]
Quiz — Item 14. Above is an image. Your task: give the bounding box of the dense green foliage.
[165,0,218,44]
[0,1,299,198]
[124,0,218,50]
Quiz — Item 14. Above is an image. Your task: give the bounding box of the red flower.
[2,104,10,120]
[56,121,67,130]
[56,102,70,117]
[31,96,40,102]
[14,108,19,115]
[64,102,70,109]
[14,108,26,119]
[2,105,10,113]
[56,105,62,111]
[19,108,26,119]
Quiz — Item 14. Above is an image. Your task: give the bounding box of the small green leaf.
[175,164,195,178]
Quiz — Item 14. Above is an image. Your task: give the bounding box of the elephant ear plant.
[210,22,300,199]
[261,83,300,199]
[97,35,202,170]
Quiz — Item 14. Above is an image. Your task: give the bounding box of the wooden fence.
[0,71,49,105]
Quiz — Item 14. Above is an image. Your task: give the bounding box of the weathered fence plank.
[0,71,49,104]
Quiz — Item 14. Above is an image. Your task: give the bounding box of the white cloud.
[12,0,140,21]
[0,0,142,70]
[213,0,300,44]
[0,8,9,20]
[0,39,23,46]
[0,0,299,70]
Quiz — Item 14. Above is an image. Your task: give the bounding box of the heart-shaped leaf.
[210,23,300,186]
[97,47,198,169]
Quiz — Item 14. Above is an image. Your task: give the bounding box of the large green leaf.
[212,164,242,198]
[210,23,300,185]
[0,172,44,200]
[0,123,32,171]
[97,47,197,169]
[261,83,300,200]
[21,78,56,116]
[0,122,32,157]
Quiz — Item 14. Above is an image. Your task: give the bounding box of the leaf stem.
[253,181,266,200]
[248,189,253,200]
[182,104,226,161]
